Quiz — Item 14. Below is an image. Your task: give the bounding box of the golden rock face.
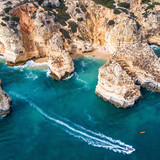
[0,80,11,116]
[96,43,160,108]
[0,0,160,102]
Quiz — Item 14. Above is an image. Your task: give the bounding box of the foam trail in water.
[9,91,135,154]
[25,72,38,80]
[75,72,88,85]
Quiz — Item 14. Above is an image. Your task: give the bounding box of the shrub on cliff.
[35,0,44,5]
[11,16,20,23]
[92,0,115,9]
[1,22,7,27]
[117,2,130,9]
[130,12,137,19]
[142,0,150,3]
[113,8,121,14]
[108,20,115,25]
[146,4,155,10]
[152,2,160,5]
[75,8,81,13]
[80,5,86,12]
[60,28,71,39]
[119,8,128,14]
[2,16,9,21]
[4,7,12,13]
[68,21,78,33]
[5,1,12,5]
[77,18,83,22]
[77,35,85,41]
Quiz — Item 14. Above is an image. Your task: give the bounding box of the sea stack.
[0,80,11,116]
[95,60,141,108]
[96,43,160,108]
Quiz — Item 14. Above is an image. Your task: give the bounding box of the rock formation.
[96,43,160,107]
[0,80,11,116]
[96,61,141,108]
[112,43,160,92]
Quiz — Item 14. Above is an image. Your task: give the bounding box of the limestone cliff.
[112,43,160,92]
[0,80,11,116]
[96,43,160,107]
[0,0,160,107]
[96,61,141,108]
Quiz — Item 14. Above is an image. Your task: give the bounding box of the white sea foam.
[63,73,74,81]
[75,72,88,85]
[9,60,48,71]
[81,61,86,67]
[25,72,38,80]
[46,70,74,80]
[9,91,135,155]
[151,45,160,50]
[46,69,51,77]
[0,55,5,59]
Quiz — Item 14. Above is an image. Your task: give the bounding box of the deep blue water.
[0,46,160,160]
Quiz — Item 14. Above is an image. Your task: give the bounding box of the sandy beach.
[71,47,111,60]
[33,47,111,64]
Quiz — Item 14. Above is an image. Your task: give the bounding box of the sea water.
[0,47,160,160]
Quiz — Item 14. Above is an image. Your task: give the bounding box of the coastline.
[33,47,111,64]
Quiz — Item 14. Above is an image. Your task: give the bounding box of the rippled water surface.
[0,47,160,160]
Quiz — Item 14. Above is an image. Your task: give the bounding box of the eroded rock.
[96,61,141,108]
[96,43,160,107]
[112,43,160,92]
[0,80,11,116]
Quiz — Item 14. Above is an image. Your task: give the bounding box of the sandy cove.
[34,47,111,64]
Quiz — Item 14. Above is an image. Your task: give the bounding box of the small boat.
[140,131,146,134]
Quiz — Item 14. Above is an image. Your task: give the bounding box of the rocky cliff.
[0,0,160,107]
[96,60,141,107]
[0,80,11,116]
[96,43,160,107]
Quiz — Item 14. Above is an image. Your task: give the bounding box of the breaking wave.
[151,45,160,50]
[9,91,135,155]
[9,60,48,71]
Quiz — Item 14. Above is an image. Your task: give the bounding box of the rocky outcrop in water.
[112,43,160,92]
[96,43,160,107]
[96,61,141,108]
[0,80,11,116]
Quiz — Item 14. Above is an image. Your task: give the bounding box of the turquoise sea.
[0,46,160,160]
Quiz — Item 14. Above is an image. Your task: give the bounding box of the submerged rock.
[0,80,11,116]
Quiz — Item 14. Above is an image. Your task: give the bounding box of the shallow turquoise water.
[0,47,160,160]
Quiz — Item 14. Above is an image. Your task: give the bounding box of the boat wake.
[9,91,135,155]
